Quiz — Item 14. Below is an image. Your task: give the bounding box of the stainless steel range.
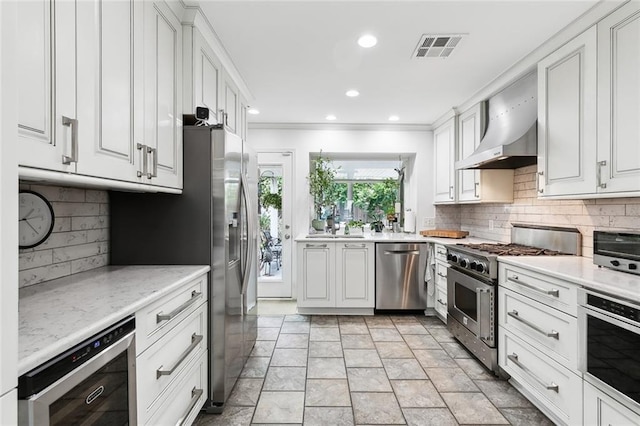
[445,224,581,373]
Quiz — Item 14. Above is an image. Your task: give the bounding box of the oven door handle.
[508,310,559,339]
[476,288,491,341]
[508,275,559,297]
[507,353,559,392]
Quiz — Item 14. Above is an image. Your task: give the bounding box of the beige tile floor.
[194,314,553,426]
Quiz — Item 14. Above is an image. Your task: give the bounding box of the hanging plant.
[308,153,337,219]
[262,193,282,210]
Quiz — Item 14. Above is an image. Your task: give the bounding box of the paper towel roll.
[404,210,415,233]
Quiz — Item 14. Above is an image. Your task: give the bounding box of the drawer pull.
[344,243,366,248]
[508,275,559,297]
[306,243,327,248]
[437,298,447,307]
[507,353,559,392]
[507,310,559,339]
[176,387,204,426]
[436,249,446,255]
[156,290,202,323]
[437,272,447,278]
[157,334,203,379]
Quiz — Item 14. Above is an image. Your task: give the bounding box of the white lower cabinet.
[433,244,449,323]
[584,381,640,426]
[135,273,208,426]
[0,390,17,426]
[297,241,374,313]
[434,284,448,321]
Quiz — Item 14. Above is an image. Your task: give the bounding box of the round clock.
[19,190,55,249]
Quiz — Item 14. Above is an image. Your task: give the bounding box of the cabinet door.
[75,0,142,182]
[192,28,222,125]
[434,117,456,203]
[297,243,334,308]
[17,0,75,173]
[222,71,239,135]
[144,1,183,189]
[584,381,640,426]
[538,27,597,197]
[240,97,248,141]
[457,104,483,202]
[336,243,374,308]
[597,2,640,194]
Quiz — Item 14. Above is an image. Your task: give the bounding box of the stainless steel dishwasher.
[375,243,427,310]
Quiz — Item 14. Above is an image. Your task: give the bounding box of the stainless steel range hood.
[456,72,537,170]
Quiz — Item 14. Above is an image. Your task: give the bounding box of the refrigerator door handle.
[240,173,255,296]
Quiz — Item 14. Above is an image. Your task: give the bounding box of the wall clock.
[19,190,55,249]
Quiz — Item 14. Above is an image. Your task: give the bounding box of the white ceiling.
[198,1,598,125]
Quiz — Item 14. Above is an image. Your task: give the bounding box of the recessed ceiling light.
[357,34,377,48]
[326,114,337,121]
[346,89,360,98]
[389,115,399,121]
[248,108,260,115]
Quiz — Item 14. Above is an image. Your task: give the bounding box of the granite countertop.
[295,232,496,245]
[18,264,210,376]
[498,256,640,304]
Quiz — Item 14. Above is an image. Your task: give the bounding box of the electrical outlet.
[423,217,435,227]
[489,219,494,230]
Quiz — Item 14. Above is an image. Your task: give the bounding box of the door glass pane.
[454,282,478,321]
[258,166,283,279]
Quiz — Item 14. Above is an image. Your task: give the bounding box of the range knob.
[630,263,638,271]
[460,258,470,268]
[475,262,487,273]
[450,254,459,263]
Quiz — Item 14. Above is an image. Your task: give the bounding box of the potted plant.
[308,153,337,231]
[369,207,385,233]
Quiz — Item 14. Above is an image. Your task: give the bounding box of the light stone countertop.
[18,264,210,375]
[498,256,640,304]
[295,232,495,245]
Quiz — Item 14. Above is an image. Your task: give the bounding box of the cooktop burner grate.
[456,243,569,256]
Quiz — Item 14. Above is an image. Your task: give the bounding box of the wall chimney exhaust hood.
[456,72,537,170]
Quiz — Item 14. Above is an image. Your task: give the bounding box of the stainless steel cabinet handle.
[437,298,447,306]
[136,143,147,177]
[147,146,158,178]
[449,185,453,199]
[597,160,607,189]
[507,353,559,392]
[474,182,480,198]
[306,243,327,248]
[537,171,544,194]
[507,310,559,339]
[345,243,366,248]
[61,116,78,164]
[156,333,203,379]
[384,250,420,255]
[437,272,447,278]
[436,249,447,255]
[508,275,559,297]
[156,290,202,323]
[176,387,204,426]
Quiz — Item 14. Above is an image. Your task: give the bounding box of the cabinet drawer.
[136,274,207,354]
[435,261,448,287]
[137,303,207,418]
[144,351,208,426]
[499,328,582,425]
[499,263,577,316]
[584,381,640,426]
[499,287,578,369]
[434,244,448,262]
[434,285,448,322]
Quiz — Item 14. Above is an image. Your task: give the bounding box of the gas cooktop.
[455,243,569,257]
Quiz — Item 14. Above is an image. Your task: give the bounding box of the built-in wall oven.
[18,317,136,426]
[579,288,640,412]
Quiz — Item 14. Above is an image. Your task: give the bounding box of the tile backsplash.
[19,184,109,288]
[435,165,640,257]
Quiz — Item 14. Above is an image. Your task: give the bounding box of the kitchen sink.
[305,234,365,239]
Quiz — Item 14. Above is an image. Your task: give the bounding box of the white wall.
[248,126,434,243]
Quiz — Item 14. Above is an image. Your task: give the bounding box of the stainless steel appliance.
[594,230,640,275]
[110,124,259,412]
[18,317,136,425]
[446,224,581,372]
[375,243,427,310]
[579,288,640,412]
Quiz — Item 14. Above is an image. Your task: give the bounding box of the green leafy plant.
[352,178,398,222]
[308,153,338,219]
[261,193,282,210]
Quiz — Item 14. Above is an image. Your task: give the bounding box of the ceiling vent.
[412,34,464,59]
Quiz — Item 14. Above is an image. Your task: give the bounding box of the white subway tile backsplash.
[19,184,110,287]
[435,166,640,257]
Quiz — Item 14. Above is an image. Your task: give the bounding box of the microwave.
[594,230,640,275]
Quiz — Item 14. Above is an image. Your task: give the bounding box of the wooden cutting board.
[420,229,469,239]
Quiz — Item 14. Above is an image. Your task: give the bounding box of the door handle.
[137,143,147,177]
[384,250,420,255]
[284,234,290,239]
[61,116,78,164]
[147,147,158,179]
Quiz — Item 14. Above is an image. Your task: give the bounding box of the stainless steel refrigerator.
[109,125,258,413]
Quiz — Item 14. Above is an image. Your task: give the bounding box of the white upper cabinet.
[222,71,239,135]
[143,0,183,189]
[538,27,597,197]
[17,0,75,173]
[596,2,640,194]
[75,0,143,182]
[456,103,514,203]
[433,116,456,204]
[538,2,640,198]
[184,26,223,125]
